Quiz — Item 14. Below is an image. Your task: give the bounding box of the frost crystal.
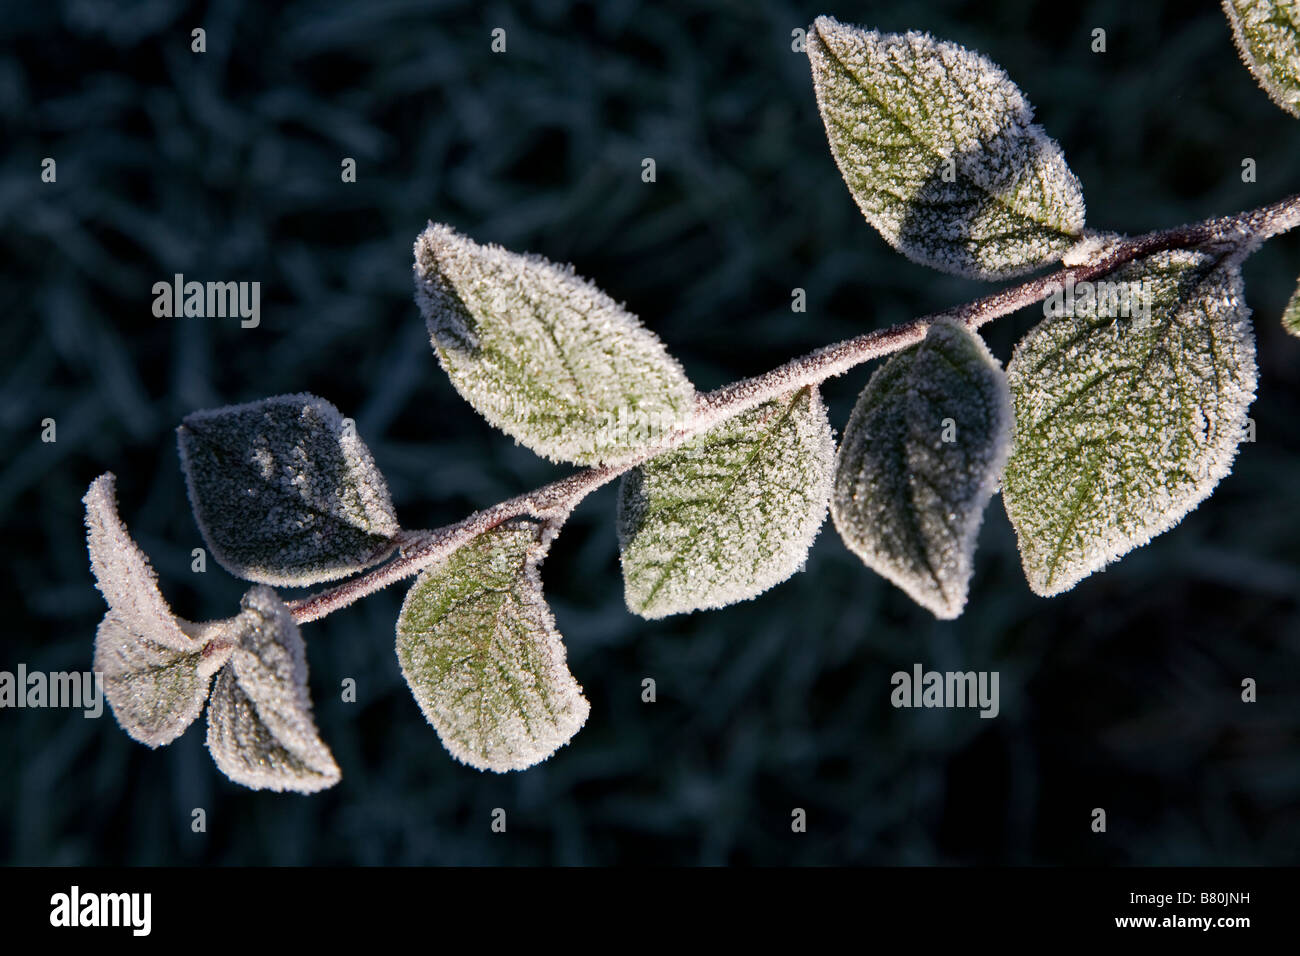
[807,16,1086,279]
[1223,0,1300,117]
[178,393,400,587]
[395,519,589,772]
[831,322,1012,619]
[85,473,224,747]
[205,586,341,793]
[617,386,834,619]
[1283,273,1300,336]
[1003,251,1257,596]
[413,223,696,466]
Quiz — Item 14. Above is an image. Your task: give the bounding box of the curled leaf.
[1223,0,1300,117]
[413,223,695,466]
[831,322,1012,619]
[807,16,1085,279]
[618,386,834,618]
[84,473,226,747]
[395,519,589,772]
[177,393,400,587]
[205,586,341,793]
[1003,251,1257,595]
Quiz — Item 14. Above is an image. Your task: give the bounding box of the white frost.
[178,393,400,587]
[85,473,223,747]
[1283,273,1300,336]
[807,16,1086,279]
[1002,250,1257,595]
[1223,0,1300,117]
[831,321,1012,619]
[395,519,589,773]
[617,386,835,618]
[413,223,696,466]
[205,586,341,793]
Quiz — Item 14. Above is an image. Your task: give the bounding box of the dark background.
[2,0,1298,865]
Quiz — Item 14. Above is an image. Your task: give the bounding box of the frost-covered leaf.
[84,473,227,747]
[1003,251,1257,596]
[395,519,589,772]
[178,394,400,587]
[205,586,340,793]
[618,386,834,618]
[413,223,695,466]
[1282,274,1300,336]
[1224,0,1300,117]
[831,322,1012,619]
[807,16,1086,279]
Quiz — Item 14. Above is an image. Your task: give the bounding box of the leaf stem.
[285,191,1300,625]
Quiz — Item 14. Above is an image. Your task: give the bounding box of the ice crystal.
[84,473,224,747]
[395,519,589,772]
[807,16,1086,280]
[1003,251,1257,596]
[205,586,341,793]
[178,393,400,587]
[617,386,834,619]
[413,223,695,466]
[1224,0,1300,117]
[831,322,1012,619]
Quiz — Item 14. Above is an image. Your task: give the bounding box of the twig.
[285,192,1300,625]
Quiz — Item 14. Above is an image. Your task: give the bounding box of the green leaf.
[395,519,589,772]
[618,386,834,618]
[84,473,228,747]
[1224,0,1300,117]
[413,223,695,466]
[831,322,1012,619]
[807,15,1086,280]
[205,586,341,793]
[1003,251,1257,596]
[1283,274,1300,336]
[177,394,400,587]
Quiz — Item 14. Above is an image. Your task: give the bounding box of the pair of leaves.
[85,474,339,793]
[391,387,835,772]
[828,252,1256,609]
[1222,1,1300,339]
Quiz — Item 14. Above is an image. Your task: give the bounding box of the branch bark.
[286,192,1300,625]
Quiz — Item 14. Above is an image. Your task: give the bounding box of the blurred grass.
[1,0,1298,864]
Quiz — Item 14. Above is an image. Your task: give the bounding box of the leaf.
[1283,274,1300,336]
[395,519,589,772]
[1002,251,1257,596]
[205,586,341,793]
[177,393,400,587]
[84,473,227,747]
[806,15,1086,280]
[618,386,834,618]
[830,322,1012,619]
[1223,0,1300,117]
[413,223,695,466]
